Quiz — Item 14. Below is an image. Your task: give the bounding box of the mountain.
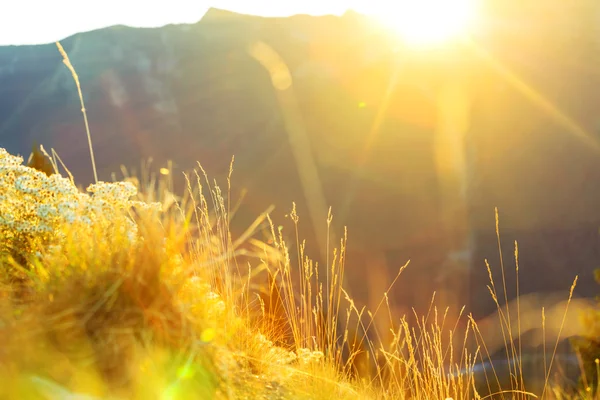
[2,6,600,320]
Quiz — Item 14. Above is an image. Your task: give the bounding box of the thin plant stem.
[56,41,98,184]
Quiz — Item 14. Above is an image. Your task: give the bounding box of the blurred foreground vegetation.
[2,145,600,399]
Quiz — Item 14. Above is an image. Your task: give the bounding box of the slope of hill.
[2,6,600,319]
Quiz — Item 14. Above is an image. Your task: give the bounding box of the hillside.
[1,6,600,319]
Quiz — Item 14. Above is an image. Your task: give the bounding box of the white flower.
[296,348,324,365]
[0,147,164,258]
[36,204,58,219]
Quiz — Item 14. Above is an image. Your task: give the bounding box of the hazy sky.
[2,1,365,46]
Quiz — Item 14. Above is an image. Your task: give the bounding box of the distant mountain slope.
[2,6,600,318]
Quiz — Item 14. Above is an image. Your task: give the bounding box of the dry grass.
[2,144,587,399]
[0,40,595,400]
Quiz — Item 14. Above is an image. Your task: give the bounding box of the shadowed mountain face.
[2,6,600,321]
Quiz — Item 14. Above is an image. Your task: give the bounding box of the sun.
[364,0,477,47]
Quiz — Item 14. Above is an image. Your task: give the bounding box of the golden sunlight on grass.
[2,31,598,399]
[365,0,478,47]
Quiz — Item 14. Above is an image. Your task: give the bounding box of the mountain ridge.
[2,6,600,318]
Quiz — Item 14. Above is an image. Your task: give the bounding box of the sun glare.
[366,0,477,47]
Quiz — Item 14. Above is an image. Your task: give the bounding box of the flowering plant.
[0,148,161,265]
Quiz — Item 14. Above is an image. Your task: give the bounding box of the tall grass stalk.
[56,41,98,184]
